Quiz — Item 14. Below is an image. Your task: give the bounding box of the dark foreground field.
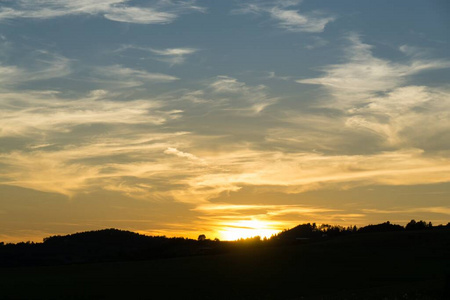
[1,229,449,299]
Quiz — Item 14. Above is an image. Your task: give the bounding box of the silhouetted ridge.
[274,223,357,241]
[1,220,449,267]
[43,228,152,246]
[358,221,404,233]
[0,229,223,267]
[405,219,433,231]
[272,219,446,242]
[275,223,321,240]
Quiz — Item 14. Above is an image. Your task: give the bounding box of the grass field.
[1,229,449,299]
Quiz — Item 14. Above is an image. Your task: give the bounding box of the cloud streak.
[0,51,71,87]
[2,74,449,203]
[92,65,179,87]
[0,0,204,24]
[149,47,199,65]
[298,34,450,100]
[294,34,450,152]
[207,76,278,113]
[0,89,178,137]
[234,0,335,33]
[114,45,199,66]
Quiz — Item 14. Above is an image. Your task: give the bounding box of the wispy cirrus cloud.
[0,0,204,24]
[103,6,177,24]
[194,204,338,216]
[0,51,71,87]
[297,34,450,101]
[114,45,199,66]
[4,86,447,202]
[0,89,179,138]
[1,63,449,204]
[362,207,450,216]
[181,148,450,200]
[346,86,450,150]
[149,47,199,65]
[0,88,186,195]
[92,65,179,87]
[233,0,335,33]
[207,75,278,113]
[164,147,203,162]
[295,34,450,151]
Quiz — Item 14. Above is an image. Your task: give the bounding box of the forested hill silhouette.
[0,220,449,267]
[272,219,438,241]
[0,229,225,267]
[43,228,149,244]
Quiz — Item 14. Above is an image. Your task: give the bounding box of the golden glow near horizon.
[219,219,281,241]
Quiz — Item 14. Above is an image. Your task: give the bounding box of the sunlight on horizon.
[218,219,280,241]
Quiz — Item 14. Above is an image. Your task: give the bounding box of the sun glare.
[219,219,280,241]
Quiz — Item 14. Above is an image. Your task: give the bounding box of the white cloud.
[0,89,178,137]
[149,47,198,65]
[150,48,198,56]
[209,76,246,93]
[269,7,334,33]
[0,88,187,196]
[0,0,203,24]
[165,147,450,204]
[164,147,204,162]
[234,0,335,33]
[359,86,433,114]
[113,45,198,65]
[346,86,450,149]
[104,6,176,24]
[0,50,71,87]
[0,1,126,20]
[1,83,449,206]
[0,65,22,85]
[297,34,450,102]
[93,65,178,87]
[2,119,450,202]
[295,35,450,151]
[208,76,277,113]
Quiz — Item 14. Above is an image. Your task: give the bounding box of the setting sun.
[219,219,280,241]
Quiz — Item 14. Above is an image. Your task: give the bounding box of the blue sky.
[1,0,449,242]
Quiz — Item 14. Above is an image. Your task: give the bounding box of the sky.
[0,0,449,242]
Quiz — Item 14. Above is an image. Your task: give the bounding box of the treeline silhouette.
[0,220,448,267]
[273,219,440,241]
[0,229,228,267]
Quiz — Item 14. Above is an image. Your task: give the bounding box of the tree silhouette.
[405,219,430,230]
